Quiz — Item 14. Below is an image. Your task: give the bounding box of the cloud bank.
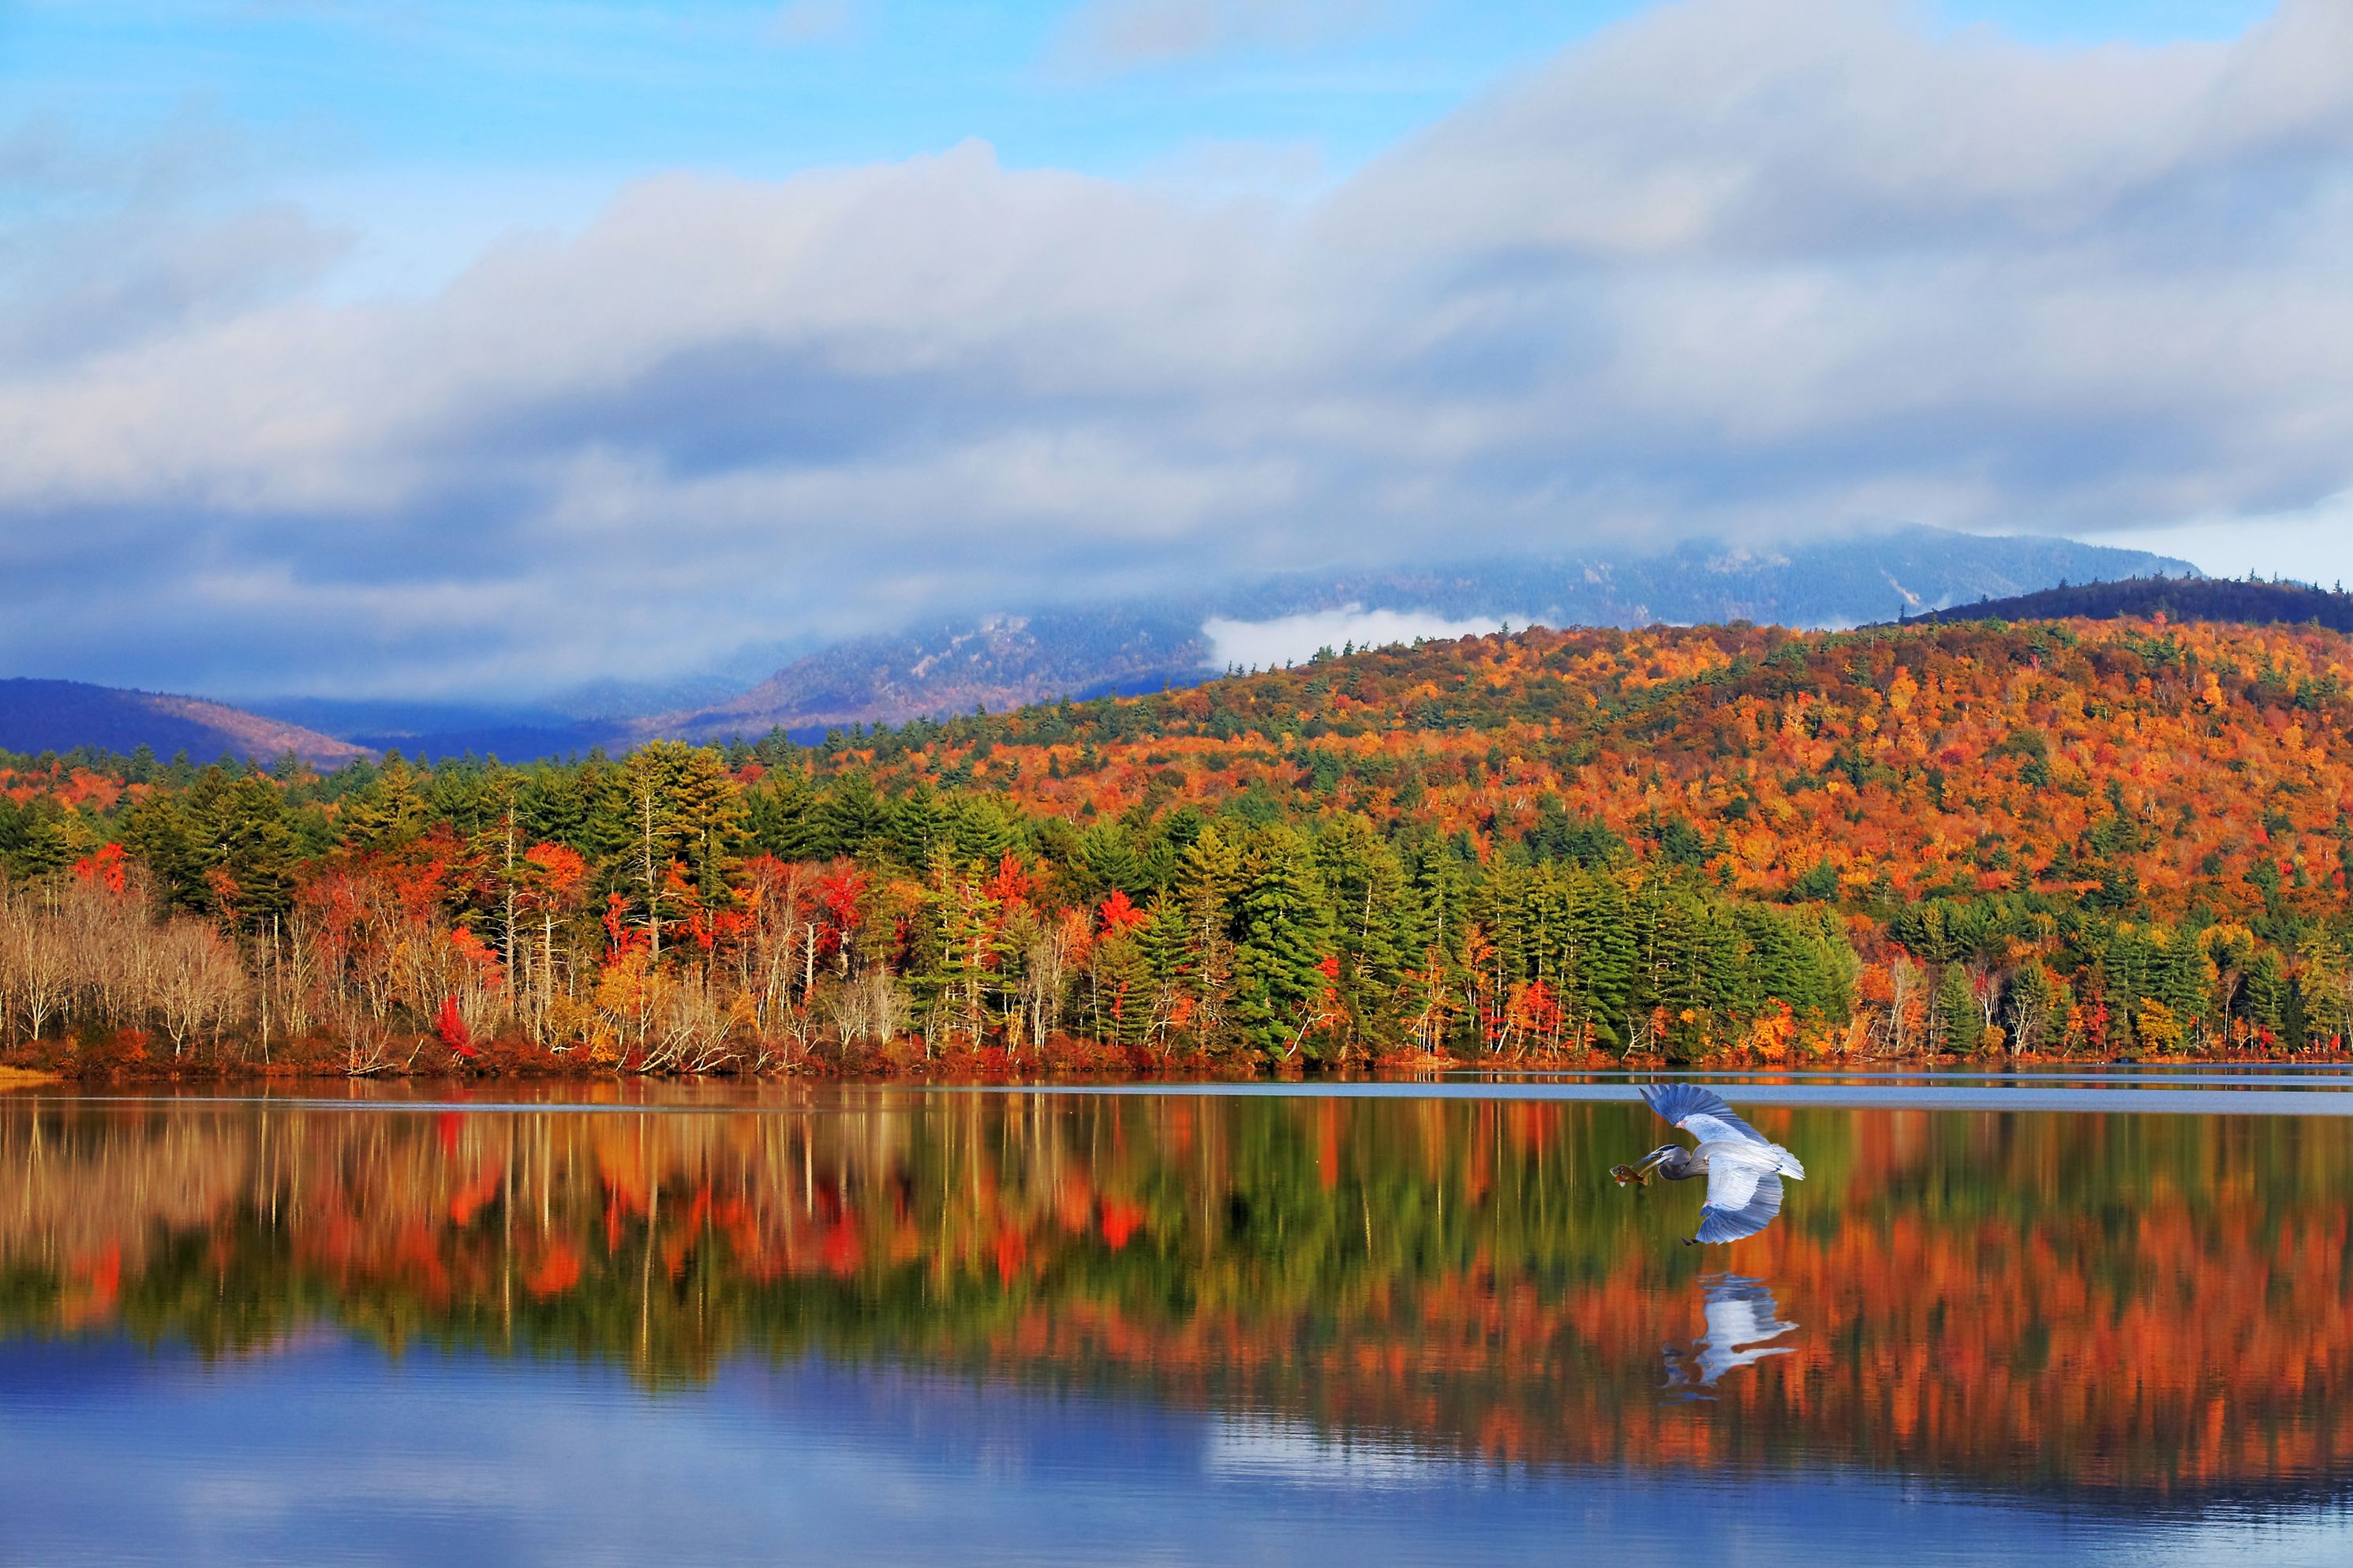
[1205,606,1526,672]
[4,0,2353,697]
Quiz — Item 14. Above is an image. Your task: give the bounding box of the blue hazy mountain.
[0,680,372,769]
[174,527,2205,761]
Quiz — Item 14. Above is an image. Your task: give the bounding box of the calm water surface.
[2,1083,2351,1566]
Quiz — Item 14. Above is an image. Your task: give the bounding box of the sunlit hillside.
[830,608,2353,923]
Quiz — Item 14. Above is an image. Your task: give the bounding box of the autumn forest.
[6,612,2353,1077]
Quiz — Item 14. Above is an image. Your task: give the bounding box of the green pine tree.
[341,754,430,850]
[1934,964,1982,1053]
[1232,828,1334,1060]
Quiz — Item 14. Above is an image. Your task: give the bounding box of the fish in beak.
[1611,1147,1674,1187]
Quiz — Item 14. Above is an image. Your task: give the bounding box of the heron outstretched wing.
[1693,1165,1784,1244]
[1641,1083,1768,1148]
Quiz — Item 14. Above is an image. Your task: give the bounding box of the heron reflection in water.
[1663,1274,1799,1396]
[1611,1083,1805,1244]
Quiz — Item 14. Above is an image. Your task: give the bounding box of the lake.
[2,1080,2351,1565]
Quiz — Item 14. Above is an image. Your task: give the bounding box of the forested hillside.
[6,612,2353,1074]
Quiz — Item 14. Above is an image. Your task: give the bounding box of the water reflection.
[1,1090,2350,1506]
[1663,1274,1798,1398]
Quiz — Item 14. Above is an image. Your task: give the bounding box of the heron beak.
[1612,1148,1669,1188]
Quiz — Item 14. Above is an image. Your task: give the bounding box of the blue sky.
[2,1,2348,699]
[6,2,2280,286]
[13,6,2280,168]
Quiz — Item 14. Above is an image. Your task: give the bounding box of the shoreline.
[9,1039,2353,1091]
[14,1073,2353,1121]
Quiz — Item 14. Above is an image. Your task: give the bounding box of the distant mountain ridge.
[1205,529,2193,628]
[637,528,2195,746]
[0,679,372,769]
[1901,575,2353,633]
[641,606,1208,746]
[17,529,2196,763]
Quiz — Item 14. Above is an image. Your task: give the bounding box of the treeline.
[0,745,2344,1073]
[7,612,2353,1070]
[0,745,1856,1070]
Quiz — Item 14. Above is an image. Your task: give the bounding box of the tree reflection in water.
[1,1089,2349,1503]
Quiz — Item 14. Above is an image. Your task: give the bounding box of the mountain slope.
[642,527,2194,744]
[817,611,2353,930]
[0,679,372,769]
[1210,528,2196,627]
[647,607,1206,744]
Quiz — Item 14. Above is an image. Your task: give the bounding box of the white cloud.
[6,0,2353,696]
[1059,0,1391,71]
[1205,606,1527,670]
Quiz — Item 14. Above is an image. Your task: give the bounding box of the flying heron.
[1612,1083,1805,1244]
